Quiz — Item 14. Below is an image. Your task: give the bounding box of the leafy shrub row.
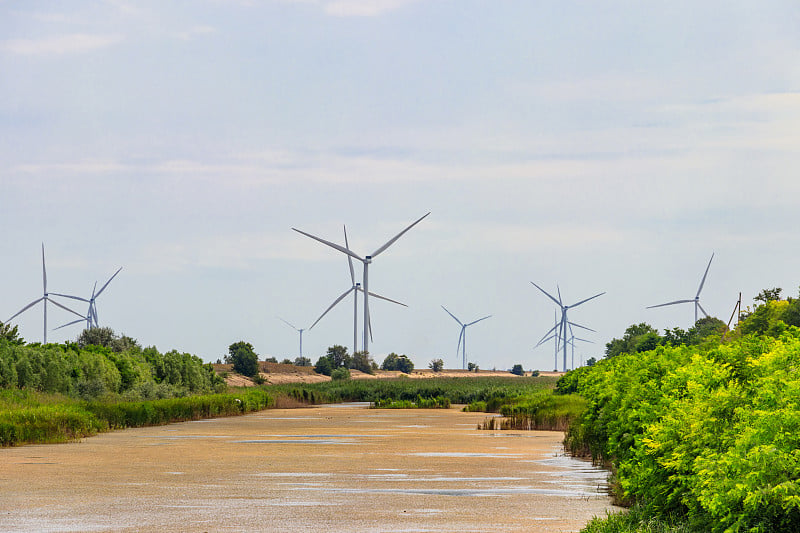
[0,388,273,446]
[0,338,225,400]
[564,329,800,532]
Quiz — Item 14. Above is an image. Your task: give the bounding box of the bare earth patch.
[0,404,615,532]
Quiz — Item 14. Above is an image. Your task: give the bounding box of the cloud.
[1,33,123,55]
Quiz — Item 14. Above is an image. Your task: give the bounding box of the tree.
[350,351,375,374]
[467,362,479,372]
[510,364,524,376]
[78,327,116,349]
[314,356,333,376]
[586,357,597,366]
[429,358,444,372]
[331,367,350,381]
[381,353,414,373]
[605,323,660,358]
[0,321,24,345]
[755,287,782,305]
[326,345,350,368]
[228,341,259,377]
[294,356,312,367]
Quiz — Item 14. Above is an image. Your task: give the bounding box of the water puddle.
[409,452,523,458]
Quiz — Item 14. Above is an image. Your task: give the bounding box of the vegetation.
[228,341,259,377]
[429,358,444,372]
[0,387,272,446]
[330,367,350,381]
[510,363,524,376]
[381,352,415,373]
[269,375,559,406]
[569,288,800,533]
[373,395,451,409]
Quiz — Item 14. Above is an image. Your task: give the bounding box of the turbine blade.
[568,321,596,333]
[309,288,353,330]
[368,311,373,343]
[6,297,44,323]
[41,243,47,294]
[53,318,86,331]
[535,324,558,346]
[343,225,356,286]
[49,292,91,303]
[370,212,430,258]
[364,290,407,307]
[48,297,85,319]
[646,299,694,309]
[441,305,463,326]
[91,304,99,327]
[457,327,464,355]
[530,281,562,308]
[574,337,594,343]
[534,333,558,349]
[697,302,710,319]
[466,315,491,326]
[557,285,562,305]
[696,253,714,298]
[293,228,364,261]
[570,291,606,308]
[278,317,298,331]
[94,267,122,298]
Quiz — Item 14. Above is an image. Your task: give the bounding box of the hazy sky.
[2,1,799,370]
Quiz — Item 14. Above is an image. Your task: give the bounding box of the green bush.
[331,367,350,381]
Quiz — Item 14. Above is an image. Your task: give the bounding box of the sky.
[2,1,799,371]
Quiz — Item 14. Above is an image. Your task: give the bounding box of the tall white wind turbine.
[531,282,604,372]
[278,317,306,358]
[307,225,408,354]
[293,212,429,354]
[647,253,714,325]
[5,244,84,344]
[441,306,491,370]
[52,267,123,331]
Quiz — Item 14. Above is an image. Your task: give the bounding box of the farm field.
[0,403,616,532]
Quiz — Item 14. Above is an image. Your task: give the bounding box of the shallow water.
[0,403,618,532]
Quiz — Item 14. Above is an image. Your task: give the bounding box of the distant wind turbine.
[441,306,491,370]
[52,267,123,331]
[5,244,84,344]
[532,282,604,372]
[294,212,429,354]
[647,253,714,325]
[307,225,407,354]
[278,317,306,358]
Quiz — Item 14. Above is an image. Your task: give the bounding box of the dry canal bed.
[0,403,617,532]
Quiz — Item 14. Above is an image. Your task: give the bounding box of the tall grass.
[0,388,273,447]
[477,391,586,431]
[270,375,558,405]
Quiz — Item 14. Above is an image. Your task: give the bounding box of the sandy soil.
[215,362,563,387]
[0,404,615,532]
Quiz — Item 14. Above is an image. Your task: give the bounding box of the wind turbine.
[307,225,408,354]
[647,253,714,325]
[441,306,491,370]
[293,212,429,354]
[534,310,561,371]
[51,267,123,331]
[531,282,604,372]
[5,244,84,344]
[278,317,306,359]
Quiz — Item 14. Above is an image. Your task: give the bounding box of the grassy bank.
[270,374,559,406]
[0,388,273,446]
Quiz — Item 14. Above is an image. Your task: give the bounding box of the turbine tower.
[307,225,407,354]
[293,212,429,354]
[647,253,714,325]
[52,267,123,331]
[531,282,604,372]
[441,306,491,370]
[5,244,84,344]
[278,317,306,358]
